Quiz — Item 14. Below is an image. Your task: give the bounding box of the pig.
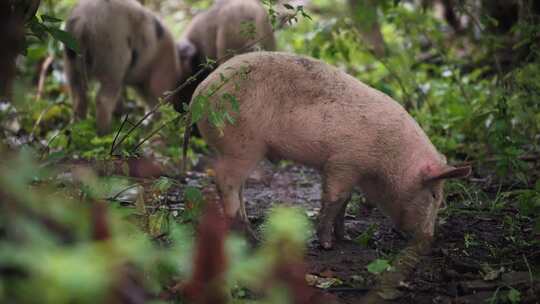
[175,0,276,112]
[64,0,183,135]
[192,52,471,249]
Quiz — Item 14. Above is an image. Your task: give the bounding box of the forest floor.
[183,158,539,304]
[4,117,539,303]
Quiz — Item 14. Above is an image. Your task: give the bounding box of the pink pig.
[192,52,471,249]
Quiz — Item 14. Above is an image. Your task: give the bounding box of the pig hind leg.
[318,164,356,249]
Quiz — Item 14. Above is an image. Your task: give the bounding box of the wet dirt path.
[184,161,539,303]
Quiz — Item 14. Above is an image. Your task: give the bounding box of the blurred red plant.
[173,197,230,304]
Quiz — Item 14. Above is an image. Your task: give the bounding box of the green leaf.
[535,180,540,192]
[283,4,294,10]
[153,177,174,193]
[149,211,168,237]
[222,93,240,113]
[355,224,376,247]
[507,288,521,304]
[47,27,80,53]
[209,110,225,129]
[367,259,390,274]
[284,3,296,11]
[224,112,236,124]
[191,95,208,124]
[184,186,203,205]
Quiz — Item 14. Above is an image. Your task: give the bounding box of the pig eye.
[431,192,437,200]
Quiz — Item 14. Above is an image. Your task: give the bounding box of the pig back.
[194,52,439,169]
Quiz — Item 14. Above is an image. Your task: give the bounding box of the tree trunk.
[348,0,386,57]
[0,0,41,101]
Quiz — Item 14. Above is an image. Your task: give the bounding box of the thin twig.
[109,65,213,155]
[35,55,54,102]
[110,114,129,156]
[130,116,182,153]
[522,254,534,287]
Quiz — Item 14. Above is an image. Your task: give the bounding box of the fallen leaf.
[320,269,335,278]
[304,274,342,289]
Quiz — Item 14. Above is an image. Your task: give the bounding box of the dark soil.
[184,161,540,304]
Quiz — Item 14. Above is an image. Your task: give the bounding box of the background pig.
[65,0,182,135]
[175,0,276,111]
[193,52,471,249]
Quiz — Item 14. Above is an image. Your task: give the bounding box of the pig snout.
[395,205,437,243]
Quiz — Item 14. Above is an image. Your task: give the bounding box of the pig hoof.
[317,226,334,249]
[335,234,351,242]
[333,227,349,242]
[320,240,333,250]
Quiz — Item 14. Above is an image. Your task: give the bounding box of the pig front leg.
[113,89,128,118]
[214,157,259,242]
[318,164,356,249]
[64,51,88,120]
[136,86,161,122]
[96,81,123,136]
[72,83,88,121]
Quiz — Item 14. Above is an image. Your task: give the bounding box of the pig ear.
[424,165,472,183]
[177,40,197,61]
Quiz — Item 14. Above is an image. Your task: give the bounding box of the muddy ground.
[180,160,539,303]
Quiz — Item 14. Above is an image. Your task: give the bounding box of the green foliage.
[226,206,311,301]
[182,186,205,222]
[240,20,258,40]
[261,206,312,248]
[188,66,250,135]
[0,150,192,303]
[47,119,144,159]
[514,180,540,233]
[31,16,79,53]
[507,287,521,304]
[5,187,316,304]
[487,286,523,304]
[22,0,79,56]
